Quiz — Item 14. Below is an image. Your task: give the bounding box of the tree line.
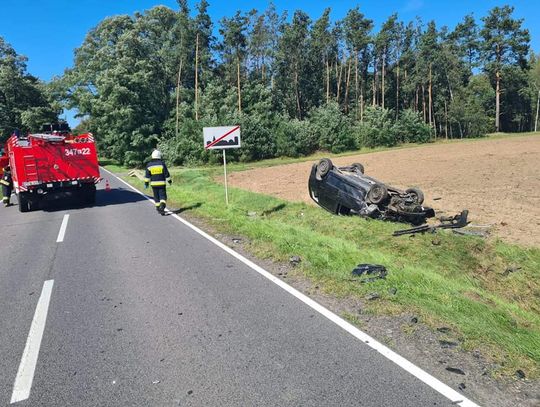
[0,38,60,138]
[1,2,540,165]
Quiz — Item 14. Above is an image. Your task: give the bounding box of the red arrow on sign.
[205,126,240,150]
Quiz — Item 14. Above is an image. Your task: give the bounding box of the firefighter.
[144,150,172,215]
[1,165,13,207]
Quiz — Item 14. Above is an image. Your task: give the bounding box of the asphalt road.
[0,171,477,406]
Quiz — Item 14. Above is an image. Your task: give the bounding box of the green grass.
[108,165,540,378]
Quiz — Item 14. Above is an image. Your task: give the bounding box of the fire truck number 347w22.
[0,127,101,213]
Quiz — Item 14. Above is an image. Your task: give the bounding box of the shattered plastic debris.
[439,340,459,349]
[446,367,465,375]
[289,256,301,266]
[503,265,522,276]
[365,292,380,301]
[351,264,387,283]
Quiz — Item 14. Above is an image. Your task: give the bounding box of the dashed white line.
[101,167,481,407]
[11,280,55,404]
[56,214,70,243]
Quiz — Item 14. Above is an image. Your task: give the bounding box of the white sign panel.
[203,126,241,150]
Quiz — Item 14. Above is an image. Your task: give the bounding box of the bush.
[355,106,397,147]
[236,113,278,162]
[158,117,212,165]
[355,107,434,148]
[308,102,356,153]
[394,109,433,143]
[275,118,317,157]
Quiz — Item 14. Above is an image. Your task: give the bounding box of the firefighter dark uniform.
[1,166,13,207]
[144,150,172,215]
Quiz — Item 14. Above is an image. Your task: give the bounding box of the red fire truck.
[1,124,101,212]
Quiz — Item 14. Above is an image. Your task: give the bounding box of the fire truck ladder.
[23,155,39,183]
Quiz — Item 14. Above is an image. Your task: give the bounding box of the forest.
[1,1,539,165]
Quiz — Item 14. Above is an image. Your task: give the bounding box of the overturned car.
[308,158,435,225]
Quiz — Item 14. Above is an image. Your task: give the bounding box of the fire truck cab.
[2,123,101,212]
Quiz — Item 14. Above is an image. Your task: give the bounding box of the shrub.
[355,106,397,147]
[308,102,356,153]
[275,117,317,157]
[394,109,433,143]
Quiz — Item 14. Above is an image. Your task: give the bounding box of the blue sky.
[1,0,539,124]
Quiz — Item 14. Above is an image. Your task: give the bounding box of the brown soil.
[228,135,540,247]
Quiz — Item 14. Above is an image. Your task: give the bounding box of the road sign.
[203,126,241,150]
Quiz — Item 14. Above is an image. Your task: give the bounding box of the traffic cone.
[105,179,111,192]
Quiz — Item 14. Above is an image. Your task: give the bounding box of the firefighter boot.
[159,201,166,215]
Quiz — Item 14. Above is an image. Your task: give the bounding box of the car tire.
[367,184,388,205]
[406,187,424,205]
[351,163,365,174]
[317,158,333,178]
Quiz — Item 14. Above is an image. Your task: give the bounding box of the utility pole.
[194,33,199,121]
[175,57,183,138]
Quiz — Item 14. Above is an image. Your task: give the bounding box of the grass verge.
[108,164,540,378]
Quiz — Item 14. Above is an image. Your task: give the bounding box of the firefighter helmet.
[151,150,162,160]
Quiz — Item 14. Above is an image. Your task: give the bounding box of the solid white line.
[101,167,481,407]
[56,214,70,243]
[11,280,55,404]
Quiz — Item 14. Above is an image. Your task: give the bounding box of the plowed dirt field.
[228,135,540,247]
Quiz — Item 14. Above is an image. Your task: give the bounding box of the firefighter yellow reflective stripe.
[0,179,9,186]
[155,202,161,207]
[2,197,8,202]
[148,165,164,175]
[150,181,166,186]
[143,177,150,182]
[160,200,166,204]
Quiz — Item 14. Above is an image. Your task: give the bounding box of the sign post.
[222,149,229,205]
[203,126,241,205]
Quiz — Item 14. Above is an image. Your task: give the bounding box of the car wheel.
[367,184,388,205]
[351,163,365,174]
[406,187,424,205]
[317,158,333,178]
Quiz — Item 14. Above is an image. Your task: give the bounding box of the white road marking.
[56,214,70,243]
[101,167,481,407]
[11,280,55,404]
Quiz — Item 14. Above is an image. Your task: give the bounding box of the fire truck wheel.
[27,197,40,211]
[80,185,96,205]
[18,193,30,213]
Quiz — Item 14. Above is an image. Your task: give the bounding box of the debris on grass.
[366,292,381,301]
[351,264,387,283]
[439,340,459,349]
[446,367,466,375]
[503,265,522,276]
[289,256,301,266]
[437,327,452,334]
